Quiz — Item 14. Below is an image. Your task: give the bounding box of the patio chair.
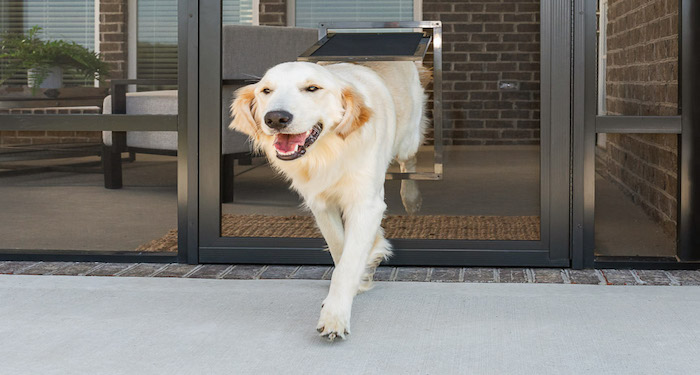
[101,24,318,202]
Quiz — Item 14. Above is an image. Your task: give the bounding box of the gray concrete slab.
[1,275,699,374]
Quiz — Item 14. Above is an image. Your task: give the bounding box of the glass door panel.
[220,2,542,242]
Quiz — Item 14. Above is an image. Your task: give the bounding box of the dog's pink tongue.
[274,133,306,153]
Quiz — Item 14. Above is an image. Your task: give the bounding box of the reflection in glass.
[0,1,180,253]
[0,132,177,252]
[221,0,542,242]
[295,0,414,28]
[0,0,99,88]
[222,145,540,241]
[598,0,679,116]
[137,0,255,90]
[595,133,677,257]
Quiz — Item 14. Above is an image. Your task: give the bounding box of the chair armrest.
[109,79,178,114]
[105,79,177,150]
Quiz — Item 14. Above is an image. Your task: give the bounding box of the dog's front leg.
[310,204,344,265]
[317,198,386,341]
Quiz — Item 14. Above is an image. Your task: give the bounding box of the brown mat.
[138,214,540,252]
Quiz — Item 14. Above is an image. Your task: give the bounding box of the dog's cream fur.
[230,61,427,340]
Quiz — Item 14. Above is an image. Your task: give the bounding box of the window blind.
[295,0,414,28]
[0,0,95,86]
[136,0,255,87]
[136,0,178,86]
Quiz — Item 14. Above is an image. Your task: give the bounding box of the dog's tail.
[415,62,433,89]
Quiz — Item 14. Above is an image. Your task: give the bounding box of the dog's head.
[230,62,371,161]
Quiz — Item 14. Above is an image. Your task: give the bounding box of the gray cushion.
[102,91,178,151]
[222,25,318,80]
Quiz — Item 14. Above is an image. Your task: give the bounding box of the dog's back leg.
[358,230,392,293]
[398,156,422,215]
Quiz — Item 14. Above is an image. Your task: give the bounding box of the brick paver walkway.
[1,261,699,286]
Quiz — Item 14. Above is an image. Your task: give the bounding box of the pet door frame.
[298,21,443,181]
[193,0,572,267]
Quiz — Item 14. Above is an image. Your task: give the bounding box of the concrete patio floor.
[1,275,699,374]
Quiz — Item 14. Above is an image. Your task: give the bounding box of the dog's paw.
[316,302,351,341]
[400,181,422,215]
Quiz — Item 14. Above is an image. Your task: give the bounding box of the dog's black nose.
[264,110,293,130]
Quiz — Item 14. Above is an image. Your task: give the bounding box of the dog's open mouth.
[273,123,323,161]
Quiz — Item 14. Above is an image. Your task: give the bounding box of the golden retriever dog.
[230,61,427,340]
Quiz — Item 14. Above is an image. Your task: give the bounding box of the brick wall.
[259,0,286,26]
[0,107,102,146]
[423,0,541,145]
[99,0,128,81]
[254,0,540,145]
[0,130,102,146]
[604,0,678,116]
[600,0,679,237]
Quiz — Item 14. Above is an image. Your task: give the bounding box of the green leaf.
[0,26,110,87]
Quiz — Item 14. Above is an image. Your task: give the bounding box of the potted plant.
[0,26,110,90]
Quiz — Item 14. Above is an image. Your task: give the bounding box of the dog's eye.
[306,86,320,92]
[262,88,272,94]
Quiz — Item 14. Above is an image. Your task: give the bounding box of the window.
[0,0,97,86]
[135,0,257,85]
[597,0,607,116]
[293,0,417,28]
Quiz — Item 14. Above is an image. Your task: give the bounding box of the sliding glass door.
[194,0,572,267]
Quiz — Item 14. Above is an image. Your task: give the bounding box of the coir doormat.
[137,214,540,252]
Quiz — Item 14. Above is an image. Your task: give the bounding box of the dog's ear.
[335,86,372,139]
[229,84,259,138]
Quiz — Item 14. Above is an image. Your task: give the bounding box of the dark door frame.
[0,0,189,263]
[190,0,573,267]
[571,0,700,269]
